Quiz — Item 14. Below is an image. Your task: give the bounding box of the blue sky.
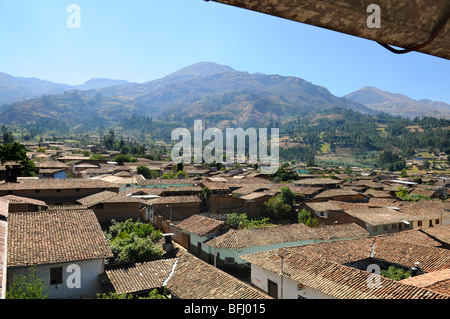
[0,0,449,103]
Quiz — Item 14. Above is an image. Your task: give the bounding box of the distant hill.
[71,78,131,91]
[344,86,450,119]
[0,62,377,128]
[0,72,70,106]
[0,72,130,106]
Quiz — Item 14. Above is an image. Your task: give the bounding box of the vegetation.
[226,213,271,229]
[263,187,297,223]
[395,186,430,202]
[0,141,36,177]
[104,219,164,264]
[381,266,411,281]
[96,289,167,299]
[136,165,160,179]
[6,267,48,299]
[297,209,319,227]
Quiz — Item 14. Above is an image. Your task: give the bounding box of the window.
[224,257,234,264]
[50,267,63,285]
[392,224,397,230]
[435,219,440,225]
[418,221,422,227]
[383,225,388,231]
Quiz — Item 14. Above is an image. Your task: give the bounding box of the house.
[241,234,450,299]
[294,177,342,189]
[146,195,202,221]
[301,201,344,219]
[170,214,230,261]
[308,188,367,203]
[99,251,271,299]
[340,207,416,235]
[6,209,113,299]
[34,160,69,179]
[0,195,48,213]
[201,222,369,273]
[77,191,145,224]
[0,179,120,206]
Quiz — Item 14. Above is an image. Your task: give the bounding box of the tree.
[105,219,163,264]
[136,165,159,179]
[263,194,294,222]
[0,142,35,177]
[298,209,319,227]
[6,266,48,299]
[381,266,411,281]
[280,186,295,207]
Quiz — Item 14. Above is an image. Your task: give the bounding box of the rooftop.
[7,209,113,267]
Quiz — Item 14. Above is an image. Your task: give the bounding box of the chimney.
[410,262,424,277]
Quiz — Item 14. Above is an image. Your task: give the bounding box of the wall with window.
[249,264,333,299]
[7,259,104,299]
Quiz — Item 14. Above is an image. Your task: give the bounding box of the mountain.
[344,86,450,119]
[0,73,131,106]
[0,72,70,106]
[71,78,131,91]
[0,62,375,128]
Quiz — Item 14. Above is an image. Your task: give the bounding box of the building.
[6,209,113,299]
[0,179,120,206]
[77,190,145,224]
[175,214,231,259]
[202,222,369,273]
[0,195,47,213]
[99,251,271,299]
[241,233,450,299]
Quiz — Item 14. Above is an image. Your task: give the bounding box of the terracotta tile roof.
[205,223,369,250]
[401,269,450,296]
[0,179,119,191]
[343,207,417,226]
[0,195,47,207]
[77,191,143,207]
[99,252,271,299]
[241,249,448,299]
[99,259,177,295]
[312,188,364,199]
[176,215,227,237]
[164,252,271,299]
[147,195,202,205]
[7,209,113,267]
[280,234,450,273]
[420,225,450,246]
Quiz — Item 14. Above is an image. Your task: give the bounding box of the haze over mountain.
[0,62,448,129]
[0,62,376,128]
[345,86,450,119]
[0,73,130,106]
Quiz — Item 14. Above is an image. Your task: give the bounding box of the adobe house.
[0,179,120,206]
[308,188,367,203]
[77,191,145,225]
[6,209,113,299]
[146,195,202,221]
[175,214,231,260]
[0,195,48,213]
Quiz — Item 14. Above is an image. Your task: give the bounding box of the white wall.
[250,265,334,299]
[8,259,104,299]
